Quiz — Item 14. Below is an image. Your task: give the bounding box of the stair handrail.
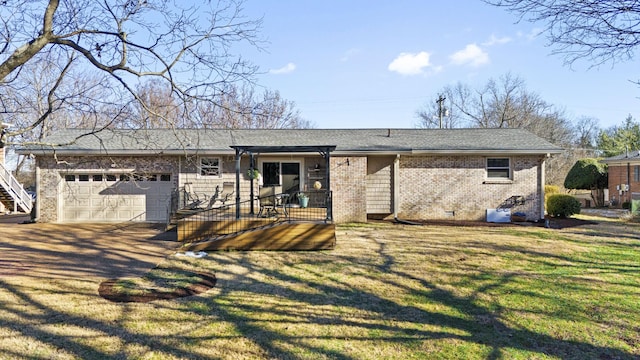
[0,162,33,213]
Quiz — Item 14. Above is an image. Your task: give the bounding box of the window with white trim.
[199,157,221,176]
[486,158,511,179]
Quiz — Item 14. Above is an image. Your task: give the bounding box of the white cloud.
[388,51,432,75]
[269,63,296,75]
[449,44,489,67]
[482,35,511,46]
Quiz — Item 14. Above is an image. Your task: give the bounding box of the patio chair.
[206,181,235,209]
[219,182,235,204]
[258,186,287,217]
[258,186,276,217]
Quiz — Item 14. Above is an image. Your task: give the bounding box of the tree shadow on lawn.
[175,242,638,360]
[92,218,640,359]
[0,277,222,359]
[1,221,638,359]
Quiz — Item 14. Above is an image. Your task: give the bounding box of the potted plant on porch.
[246,169,260,180]
[246,168,262,187]
[297,192,309,208]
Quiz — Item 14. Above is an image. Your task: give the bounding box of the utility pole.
[436,94,446,129]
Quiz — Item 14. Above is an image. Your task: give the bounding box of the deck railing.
[178,189,332,244]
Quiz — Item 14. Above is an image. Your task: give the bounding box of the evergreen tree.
[597,115,640,157]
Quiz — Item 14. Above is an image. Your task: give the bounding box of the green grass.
[1,217,639,359]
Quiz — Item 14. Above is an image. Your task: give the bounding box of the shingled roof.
[602,151,640,164]
[18,128,563,156]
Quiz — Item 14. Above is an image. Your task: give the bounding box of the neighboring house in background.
[17,128,562,224]
[602,152,640,207]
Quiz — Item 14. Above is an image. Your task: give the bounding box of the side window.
[635,166,640,182]
[199,157,221,176]
[487,158,511,179]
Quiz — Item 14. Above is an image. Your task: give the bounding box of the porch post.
[324,147,332,222]
[235,148,241,219]
[249,152,255,214]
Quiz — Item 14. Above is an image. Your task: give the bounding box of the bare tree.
[423,74,573,142]
[195,84,313,129]
[573,116,601,151]
[2,53,124,177]
[0,0,262,147]
[252,90,313,129]
[485,0,640,66]
[126,79,183,129]
[417,73,580,185]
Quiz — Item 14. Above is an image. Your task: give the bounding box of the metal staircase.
[0,162,32,214]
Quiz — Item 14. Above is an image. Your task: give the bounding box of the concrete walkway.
[580,208,632,219]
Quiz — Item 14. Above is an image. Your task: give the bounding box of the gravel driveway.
[0,215,179,279]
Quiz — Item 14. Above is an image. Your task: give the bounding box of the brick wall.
[331,156,367,223]
[607,163,640,206]
[397,155,544,221]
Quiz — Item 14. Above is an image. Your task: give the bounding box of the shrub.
[544,185,560,210]
[546,194,581,218]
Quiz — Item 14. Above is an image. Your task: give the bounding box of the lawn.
[0,216,639,359]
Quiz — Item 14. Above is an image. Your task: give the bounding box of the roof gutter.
[15,149,236,156]
[410,149,563,155]
[18,148,563,157]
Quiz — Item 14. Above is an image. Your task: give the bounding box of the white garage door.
[61,173,173,222]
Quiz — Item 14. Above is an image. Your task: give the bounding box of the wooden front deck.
[182,222,336,251]
[178,206,335,251]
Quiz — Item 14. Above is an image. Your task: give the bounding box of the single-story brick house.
[602,152,640,207]
[18,128,562,224]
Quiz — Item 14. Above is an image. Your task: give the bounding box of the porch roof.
[230,145,337,155]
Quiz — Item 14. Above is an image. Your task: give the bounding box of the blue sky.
[237,0,639,130]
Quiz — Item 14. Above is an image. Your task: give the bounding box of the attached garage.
[61,173,173,222]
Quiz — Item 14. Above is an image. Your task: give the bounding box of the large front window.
[487,158,511,179]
